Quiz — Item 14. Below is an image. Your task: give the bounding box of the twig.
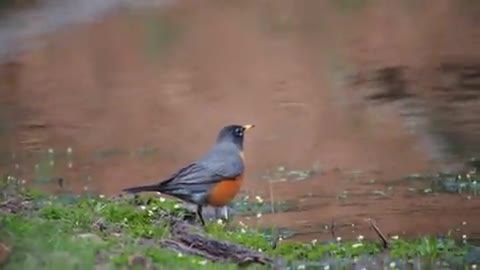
[330,219,336,239]
[56,177,64,188]
[0,199,14,207]
[268,180,280,250]
[365,218,390,249]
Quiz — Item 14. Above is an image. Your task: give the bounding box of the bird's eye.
[235,128,243,136]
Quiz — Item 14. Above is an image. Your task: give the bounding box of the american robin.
[122,124,255,226]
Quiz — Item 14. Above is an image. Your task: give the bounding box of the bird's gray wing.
[155,144,244,204]
[165,153,244,186]
[198,146,245,179]
[156,157,242,204]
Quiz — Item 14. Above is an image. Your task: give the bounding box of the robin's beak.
[243,124,255,131]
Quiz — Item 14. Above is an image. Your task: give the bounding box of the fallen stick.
[160,218,272,267]
[365,218,390,249]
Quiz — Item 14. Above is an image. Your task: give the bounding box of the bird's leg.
[196,205,206,226]
[214,206,229,223]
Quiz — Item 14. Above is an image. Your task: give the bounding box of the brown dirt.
[1,0,480,242]
[0,242,10,265]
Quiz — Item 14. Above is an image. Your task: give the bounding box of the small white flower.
[68,161,73,169]
[240,228,246,234]
[147,210,154,216]
[255,196,264,203]
[49,160,55,166]
[99,194,105,199]
[67,147,73,154]
[297,265,306,270]
[48,148,54,154]
[311,239,318,245]
[391,235,399,240]
[217,219,224,225]
[258,248,262,252]
[473,181,478,185]
[239,221,246,227]
[472,264,477,269]
[336,236,342,242]
[462,221,467,226]
[390,261,396,268]
[198,260,207,266]
[323,265,330,270]
[21,179,26,184]
[83,186,89,191]
[256,212,262,218]
[140,205,147,210]
[463,234,468,239]
[14,163,19,169]
[34,164,39,170]
[159,197,166,203]
[177,253,183,258]
[174,204,181,209]
[357,235,364,241]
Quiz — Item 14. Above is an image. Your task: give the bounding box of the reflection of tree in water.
[351,60,480,160]
[367,66,413,102]
[0,0,38,12]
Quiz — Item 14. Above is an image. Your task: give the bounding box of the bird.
[122,124,255,226]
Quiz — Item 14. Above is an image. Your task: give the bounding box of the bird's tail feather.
[122,184,160,194]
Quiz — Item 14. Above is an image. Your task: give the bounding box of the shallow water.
[1,0,480,243]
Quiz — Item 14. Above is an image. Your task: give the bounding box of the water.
[1,0,480,243]
[0,0,175,61]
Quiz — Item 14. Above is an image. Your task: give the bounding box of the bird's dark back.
[198,141,245,177]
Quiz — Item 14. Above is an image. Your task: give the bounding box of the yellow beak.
[243,124,255,131]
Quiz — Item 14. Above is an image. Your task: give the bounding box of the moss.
[0,175,475,269]
[0,215,104,269]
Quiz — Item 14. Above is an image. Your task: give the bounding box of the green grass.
[399,169,480,196]
[1,215,103,269]
[0,175,477,270]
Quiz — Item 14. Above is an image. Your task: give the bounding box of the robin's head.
[216,124,255,149]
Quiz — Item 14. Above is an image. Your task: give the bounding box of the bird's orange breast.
[207,175,244,207]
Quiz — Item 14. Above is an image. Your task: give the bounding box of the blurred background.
[1,0,479,242]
